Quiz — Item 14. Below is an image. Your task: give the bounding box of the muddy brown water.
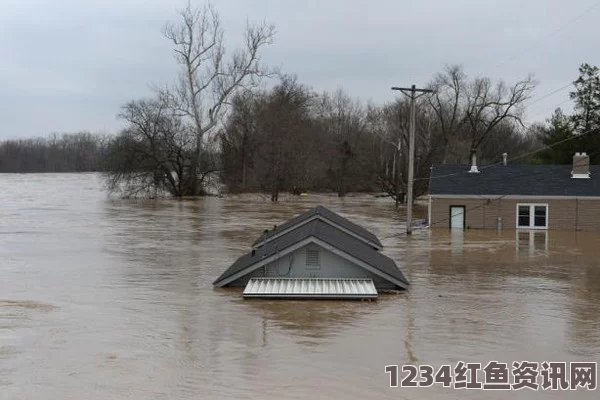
[1,173,599,399]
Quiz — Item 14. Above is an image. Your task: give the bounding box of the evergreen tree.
[570,63,600,163]
[536,108,578,164]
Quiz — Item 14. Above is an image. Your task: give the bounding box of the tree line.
[2,2,598,203]
[0,132,110,173]
[220,68,540,203]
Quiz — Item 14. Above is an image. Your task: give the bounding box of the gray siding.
[228,243,397,290]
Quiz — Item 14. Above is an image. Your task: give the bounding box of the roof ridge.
[251,205,383,248]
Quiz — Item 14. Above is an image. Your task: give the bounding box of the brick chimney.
[572,152,590,179]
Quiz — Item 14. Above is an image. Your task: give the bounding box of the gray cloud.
[1,0,598,138]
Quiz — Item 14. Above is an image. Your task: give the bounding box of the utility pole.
[391,85,434,234]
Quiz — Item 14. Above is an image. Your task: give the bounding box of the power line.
[527,98,573,121]
[486,0,598,123]
[495,0,600,69]
[520,82,573,123]
[495,1,599,120]
[414,124,599,182]
[528,82,573,107]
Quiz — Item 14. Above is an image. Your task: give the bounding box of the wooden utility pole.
[391,85,434,234]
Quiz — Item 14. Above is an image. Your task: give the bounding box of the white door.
[450,206,465,230]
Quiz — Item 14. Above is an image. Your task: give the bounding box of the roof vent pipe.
[572,152,590,179]
[502,153,508,166]
[469,149,480,173]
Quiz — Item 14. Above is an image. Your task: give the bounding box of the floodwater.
[1,173,599,400]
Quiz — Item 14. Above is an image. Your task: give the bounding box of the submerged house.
[213,206,409,299]
[428,152,600,231]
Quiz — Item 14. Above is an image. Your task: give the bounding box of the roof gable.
[251,206,383,249]
[213,219,407,288]
[429,164,600,197]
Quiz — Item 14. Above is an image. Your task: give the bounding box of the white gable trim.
[215,237,407,289]
[253,214,383,250]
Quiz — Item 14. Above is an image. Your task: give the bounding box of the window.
[518,205,530,227]
[534,206,547,227]
[306,248,320,269]
[516,204,548,229]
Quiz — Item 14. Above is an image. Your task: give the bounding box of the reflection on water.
[0,173,599,399]
[450,229,464,256]
[516,230,549,256]
[243,299,379,343]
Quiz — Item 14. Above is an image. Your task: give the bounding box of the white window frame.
[516,203,549,230]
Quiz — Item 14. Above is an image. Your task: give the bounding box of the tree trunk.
[241,154,247,190]
[441,137,449,164]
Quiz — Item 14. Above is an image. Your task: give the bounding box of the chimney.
[469,148,480,173]
[502,153,508,166]
[572,152,590,179]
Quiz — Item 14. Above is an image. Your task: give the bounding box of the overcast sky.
[1,0,599,139]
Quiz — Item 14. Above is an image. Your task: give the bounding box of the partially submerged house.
[428,152,600,231]
[213,206,408,299]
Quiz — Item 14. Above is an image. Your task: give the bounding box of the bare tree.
[315,89,368,197]
[160,2,275,195]
[369,98,436,205]
[103,2,275,198]
[464,76,536,161]
[220,91,261,191]
[428,65,535,163]
[215,66,539,201]
[253,76,315,201]
[104,97,218,198]
[428,65,467,163]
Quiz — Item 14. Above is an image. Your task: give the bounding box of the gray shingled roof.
[213,219,408,288]
[429,164,600,197]
[251,205,383,248]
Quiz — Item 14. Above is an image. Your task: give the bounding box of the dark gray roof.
[251,205,383,248]
[214,219,408,288]
[429,164,600,197]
